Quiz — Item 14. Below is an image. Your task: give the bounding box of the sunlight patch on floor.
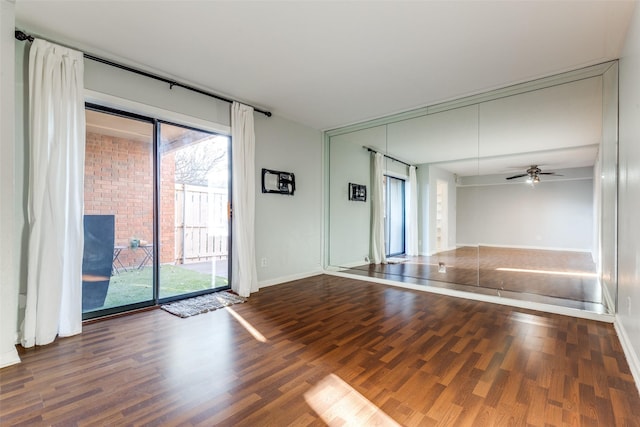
[496,267,596,278]
[304,374,401,426]
[225,306,267,343]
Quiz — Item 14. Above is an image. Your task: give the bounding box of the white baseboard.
[602,281,616,314]
[614,318,640,397]
[455,243,479,248]
[426,246,458,256]
[334,260,370,268]
[0,348,21,368]
[473,243,592,253]
[258,269,324,289]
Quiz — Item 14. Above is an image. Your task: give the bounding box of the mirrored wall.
[326,62,619,314]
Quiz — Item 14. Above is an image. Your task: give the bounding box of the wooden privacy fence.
[175,184,229,264]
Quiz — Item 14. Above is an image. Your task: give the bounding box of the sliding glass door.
[159,123,231,300]
[83,108,155,315]
[83,106,231,318]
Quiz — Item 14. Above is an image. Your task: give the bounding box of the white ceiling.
[85,110,153,143]
[385,74,605,176]
[15,0,635,132]
[333,69,606,176]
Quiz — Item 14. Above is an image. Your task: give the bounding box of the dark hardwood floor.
[347,247,605,312]
[1,275,638,426]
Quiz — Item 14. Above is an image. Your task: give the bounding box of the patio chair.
[82,214,115,311]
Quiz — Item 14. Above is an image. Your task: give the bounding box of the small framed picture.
[262,168,295,195]
[349,183,366,202]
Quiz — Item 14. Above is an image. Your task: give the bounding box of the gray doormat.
[161,291,246,318]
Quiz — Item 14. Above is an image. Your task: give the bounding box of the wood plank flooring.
[1,275,638,426]
[349,246,602,306]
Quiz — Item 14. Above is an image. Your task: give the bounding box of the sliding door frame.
[156,119,233,305]
[83,103,157,319]
[83,103,232,319]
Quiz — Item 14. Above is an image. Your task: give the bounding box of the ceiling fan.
[505,165,561,183]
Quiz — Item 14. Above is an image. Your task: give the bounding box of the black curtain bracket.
[364,147,415,169]
[15,30,34,42]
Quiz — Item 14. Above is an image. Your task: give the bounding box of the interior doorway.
[384,175,406,257]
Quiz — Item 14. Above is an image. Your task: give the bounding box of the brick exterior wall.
[84,132,175,268]
[160,151,176,264]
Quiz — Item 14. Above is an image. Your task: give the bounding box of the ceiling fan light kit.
[506,165,561,185]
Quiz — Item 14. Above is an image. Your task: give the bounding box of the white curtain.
[371,153,387,264]
[22,39,85,347]
[231,102,259,297]
[406,166,419,256]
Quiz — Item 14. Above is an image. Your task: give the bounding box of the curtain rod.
[364,147,415,168]
[15,29,272,118]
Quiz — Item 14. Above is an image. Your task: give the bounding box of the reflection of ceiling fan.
[505,165,562,183]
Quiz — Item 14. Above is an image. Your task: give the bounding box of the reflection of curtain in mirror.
[406,166,419,256]
[371,153,386,264]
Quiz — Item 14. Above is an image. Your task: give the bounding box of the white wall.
[386,104,479,167]
[418,165,457,255]
[328,126,385,266]
[416,163,429,255]
[478,77,602,158]
[0,0,21,368]
[84,58,230,128]
[328,140,370,266]
[254,114,323,286]
[457,170,594,251]
[327,124,414,266]
[617,0,640,388]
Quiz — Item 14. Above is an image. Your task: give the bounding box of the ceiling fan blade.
[506,174,528,180]
[539,172,563,176]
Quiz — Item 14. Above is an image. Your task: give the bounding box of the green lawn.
[101,265,228,309]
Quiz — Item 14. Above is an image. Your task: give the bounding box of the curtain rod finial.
[15,30,33,42]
